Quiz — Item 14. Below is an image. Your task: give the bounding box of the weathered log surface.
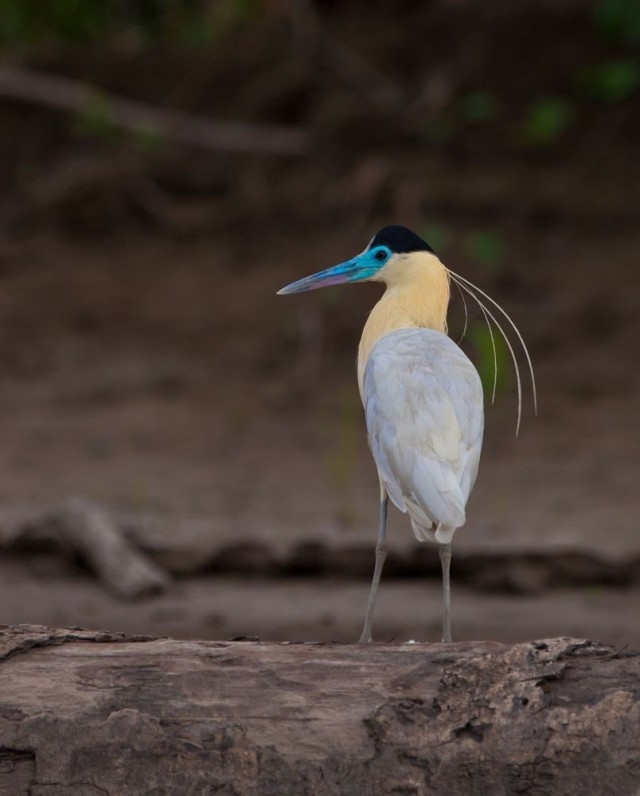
[0,625,638,795]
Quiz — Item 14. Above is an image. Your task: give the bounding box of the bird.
[277,225,535,643]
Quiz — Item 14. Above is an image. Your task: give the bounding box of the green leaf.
[468,320,511,396]
[593,0,640,47]
[520,97,574,148]
[465,229,507,270]
[461,91,499,123]
[578,59,640,103]
[129,121,165,153]
[421,222,452,255]
[72,92,117,140]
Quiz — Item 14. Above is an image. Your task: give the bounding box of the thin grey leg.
[358,492,388,643]
[439,542,452,643]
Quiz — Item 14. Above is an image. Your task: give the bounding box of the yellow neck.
[357,252,450,399]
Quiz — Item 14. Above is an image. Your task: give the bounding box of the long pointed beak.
[277,257,363,295]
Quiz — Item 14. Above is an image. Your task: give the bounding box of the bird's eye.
[375,249,388,261]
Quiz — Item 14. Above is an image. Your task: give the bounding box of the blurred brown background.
[0,0,638,646]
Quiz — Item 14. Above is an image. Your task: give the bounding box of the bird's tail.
[404,486,465,540]
[410,518,457,545]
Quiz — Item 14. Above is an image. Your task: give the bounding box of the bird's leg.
[358,493,388,643]
[439,542,453,643]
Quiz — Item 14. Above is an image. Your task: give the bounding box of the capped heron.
[278,225,535,643]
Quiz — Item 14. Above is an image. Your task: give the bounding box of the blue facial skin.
[277,246,393,295]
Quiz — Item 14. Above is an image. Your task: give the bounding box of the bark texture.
[0,625,638,795]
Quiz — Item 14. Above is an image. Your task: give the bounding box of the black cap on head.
[368,225,434,254]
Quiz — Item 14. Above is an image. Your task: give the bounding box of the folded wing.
[364,328,484,541]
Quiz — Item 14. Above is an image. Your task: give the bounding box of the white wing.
[364,328,484,541]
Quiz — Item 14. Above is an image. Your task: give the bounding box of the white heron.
[278,225,535,643]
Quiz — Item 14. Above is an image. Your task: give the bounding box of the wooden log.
[0,625,638,795]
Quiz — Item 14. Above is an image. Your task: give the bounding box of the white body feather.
[363,328,484,544]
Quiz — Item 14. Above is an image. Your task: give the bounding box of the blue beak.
[277,256,370,295]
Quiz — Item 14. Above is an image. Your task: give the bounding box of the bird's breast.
[356,272,450,401]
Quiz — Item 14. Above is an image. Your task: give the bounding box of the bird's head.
[277,225,439,295]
